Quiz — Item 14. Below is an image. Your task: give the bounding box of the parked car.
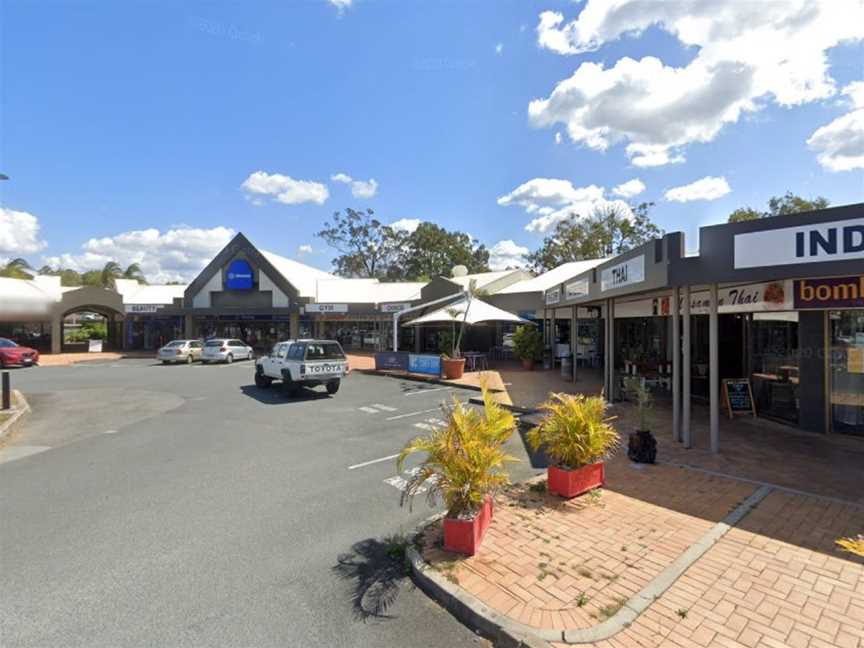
[0,338,39,368]
[201,338,254,364]
[157,339,204,364]
[255,339,349,395]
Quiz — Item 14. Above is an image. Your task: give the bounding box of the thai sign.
[601,255,644,292]
[793,276,864,309]
[545,287,561,305]
[305,303,349,313]
[734,217,864,269]
[565,278,590,300]
[225,259,254,290]
[613,281,793,318]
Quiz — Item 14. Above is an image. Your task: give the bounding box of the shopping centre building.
[1,205,861,438]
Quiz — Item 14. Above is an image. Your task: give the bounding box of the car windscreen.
[205,340,224,347]
[304,343,345,360]
[165,341,185,348]
[0,339,17,348]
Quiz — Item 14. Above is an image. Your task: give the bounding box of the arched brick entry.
[50,287,125,354]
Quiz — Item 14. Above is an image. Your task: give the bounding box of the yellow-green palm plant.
[527,393,619,470]
[397,387,518,518]
[836,535,864,558]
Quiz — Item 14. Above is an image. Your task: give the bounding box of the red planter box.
[548,463,605,498]
[443,497,493,556]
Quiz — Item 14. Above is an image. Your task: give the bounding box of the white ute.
[255,339,349,396]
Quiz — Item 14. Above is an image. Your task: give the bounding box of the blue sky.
[1,0,862,281]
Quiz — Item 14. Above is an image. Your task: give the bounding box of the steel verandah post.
[672,287,681,443]
[683,285,692,448]
[710,283,720,453]
[2,371,10,410]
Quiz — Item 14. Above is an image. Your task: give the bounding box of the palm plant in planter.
[397,387,518,555]
[440,279,482,379]
[527,393,619,498]
[512,325,543,370]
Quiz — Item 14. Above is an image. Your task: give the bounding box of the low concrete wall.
[0,390,32,443]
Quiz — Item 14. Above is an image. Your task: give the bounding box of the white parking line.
[413,417,445,431]
[358,406,380,414]
[385,407,441,421]
[347,453,401,470]
[403,387,452,396]
[371,403,397,412]
[0,445,51,465]
[103,429,119,434]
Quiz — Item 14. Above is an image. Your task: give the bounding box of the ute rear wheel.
[255,373,272,388]
[326,380,340,395]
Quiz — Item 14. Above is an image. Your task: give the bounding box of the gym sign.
[734,217,864,269]
[794,276,864,309]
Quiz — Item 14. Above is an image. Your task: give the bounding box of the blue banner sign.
[374,351,410,371]
[408,353,442,377]
[225,259,254,290]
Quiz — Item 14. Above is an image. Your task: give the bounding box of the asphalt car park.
[0,359,540,648]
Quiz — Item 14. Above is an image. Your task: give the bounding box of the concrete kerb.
[407,482,775,647]
[0,390,32,443]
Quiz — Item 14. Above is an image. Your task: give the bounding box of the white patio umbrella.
[404,298,533,326]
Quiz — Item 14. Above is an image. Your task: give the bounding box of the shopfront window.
[321,320,386,351]
[830,311,864,436]
[750,312,799,424]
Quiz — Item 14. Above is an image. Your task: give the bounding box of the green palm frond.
[397,386,518,518]
[836,535,864,557]
[527,393,619,469]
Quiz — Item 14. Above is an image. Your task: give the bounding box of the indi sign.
[734,217,864,269]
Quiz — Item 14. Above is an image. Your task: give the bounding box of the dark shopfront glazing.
[126,315,184,350]
[830,310,864,435]
[321,319,393,351]
[0,321,52,351]
[193,317,291,352]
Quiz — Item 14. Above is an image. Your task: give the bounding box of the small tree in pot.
[440,279,482,379]
[623,377,657,464]
[527,393,619,498]
[397,386,518,555]
[512,325,543,370]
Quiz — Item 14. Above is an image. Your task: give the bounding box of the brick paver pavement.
[420,456,864,647]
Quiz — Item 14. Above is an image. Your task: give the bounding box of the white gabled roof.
[497,259,606,295]
[260,250,338,298]
[114,279,186,305]
[315,278,424,304]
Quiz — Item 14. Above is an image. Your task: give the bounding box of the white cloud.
[328,0,352,14]
[330,172,379,198]
[807,81,864,171]
[389,218,421,234]
[298,244,313,255]
[664,176,731,203]
[612,178,646,198]
[44,226,235,284]
[495,43,504,55]
[241,171,329,206]
[0,207,47,256]
[497,178,633,232]
[489,240,529,270]
[554,131,562,144]
[533,1,864,165]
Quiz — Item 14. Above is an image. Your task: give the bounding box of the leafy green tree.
[81,270,103,287]
[0,258,34,279]
[100,261,123,288]
[392,223,490,281]
[727,192,830,223]
[526,203,662,273]
[316,208,404,278]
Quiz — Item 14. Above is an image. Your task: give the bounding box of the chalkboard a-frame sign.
[723,378,756,419]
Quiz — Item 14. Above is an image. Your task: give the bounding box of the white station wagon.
[200,338,254,364]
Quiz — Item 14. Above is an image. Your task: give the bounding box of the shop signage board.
[408,353,442,377]
[722,378,756,419]
[88,339,104,353]
[305,303,349,313]
[125,304,163,313]
[225,259,254,290]
[601,255,645,292]
[374,351,409,371]
[793,276,864,309]
[565,278,590,300]
[734,217,864,269]
[613,281,793,318]
[545,287,561,305]
[848,348,864,374]
[380,302,411,313]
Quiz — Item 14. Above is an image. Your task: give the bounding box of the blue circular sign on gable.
[225,259,254,290]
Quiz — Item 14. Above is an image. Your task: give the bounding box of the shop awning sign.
[545,287,561,305]
[601,255,645,292]
[305,303,348,313]
[794,276,864,309]
[225,259,254,290]
[565,278,590,300]
[380,302,411,313]
[125,304,163,313]
[734,217,864,269]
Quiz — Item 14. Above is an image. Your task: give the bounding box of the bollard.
[1,371,9,410]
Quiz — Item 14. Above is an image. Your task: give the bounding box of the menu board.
[723,378,756,419]
[848,348,864,374]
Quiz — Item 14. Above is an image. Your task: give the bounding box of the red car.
[0,338,40,368]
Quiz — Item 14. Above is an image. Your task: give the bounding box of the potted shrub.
[527,393,619,498]
[397,387,518,555]
[438,329,465,379]
[623,377,657,464]
[439,279,483,380]
[512,325,542,370]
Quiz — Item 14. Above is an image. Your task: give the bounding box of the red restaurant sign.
[793,276,864,309]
